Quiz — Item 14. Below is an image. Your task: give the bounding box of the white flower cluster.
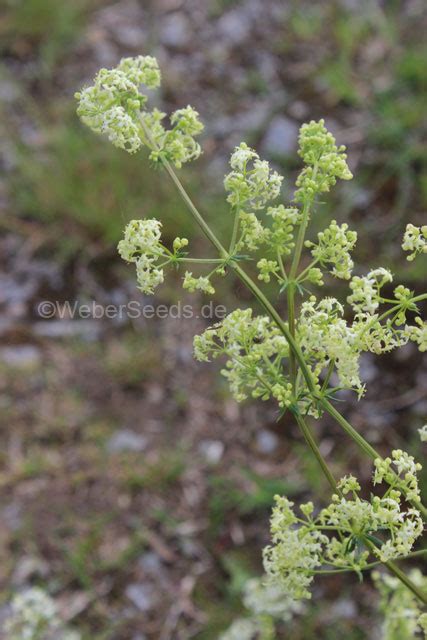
[402,224,427,261]
[4,588,80,640]
[118,218,189,295]
[225,142,283,210]
[243,577,304,620]
[267,205,301,256]
[263,496,328,600]
[194,290,422,416]
[219,618,258,640]
[238,210,270,251]
[294,119,353,203]
[373,570,427,640]
[118,218,165,294]
[419,425,427,443]
[257,258,280,283]
[193,309,291,406]
[183,271,215,295]
[373,449,422,504]
[101,106,142,154]
[141,105,204,168]
[263,453,423,601]
[406,317,427,352]
[76,56,204,166]
[255,206,302,285]
[348,268,393,314]
[75,56,160,154]
[305,220,357,280]
[298,297,363,395]
[220,577,304,640]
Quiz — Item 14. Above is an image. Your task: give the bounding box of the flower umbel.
[118,218,191,295]
[224,142,283,210]
[305,220,357,280]
[294,119,353,203]
[264,454,423,601]
[75,56,203,166]
[402,224,427,261]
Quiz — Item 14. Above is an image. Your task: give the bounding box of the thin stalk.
[180,258,225,264]
[229,205,240,253]
[287,191,315,388]
[321,360,335,392]
[293,412,337,494]
[162,159,229,258]
[287,286,297,383]
[277,250,287,282]
[383,559,427,604]
[296,257,320,283]
[289,195,314,281]
[322,398,379,460]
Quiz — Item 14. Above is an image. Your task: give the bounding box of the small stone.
[160,13,190,48]
[261,115,299,158]
[359,353,378,383]
[11,556,49,586]
[198,439,224,465]
[33,320,101,341]
[107,429,148,453]
[0,604,12,631]
[0,345,41,369]
[394,342,416,362]
[125,583,153,612]
[1,503,22,531]
[114,25,144,49]
[217,10,251,44]
[330,597,357,619]
[414,399,427,417]
[138,552,162,574]
[256,429,279,454]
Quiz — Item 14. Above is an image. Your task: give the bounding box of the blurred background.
[0,0,426,638]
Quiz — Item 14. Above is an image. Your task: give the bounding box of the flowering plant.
[76,56,427,636]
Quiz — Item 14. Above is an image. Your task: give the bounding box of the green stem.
[229,205,240,253]
[296,257,320,283]
[289,196,314,281]
[277,250,287,282]
[162,159,229,259]
[322,398,379,460]
[383,559,427,605]
[321,360,335,392]
[287,285,297,383]
[180,258,225,264]
[293,411,337,494]
[286,191,315,388]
